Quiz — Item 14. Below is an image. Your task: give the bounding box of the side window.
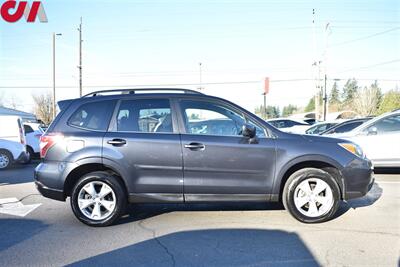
[335,122,363,133]
[116,99,173,133]
[180,100,265,137]
[367,115,400,134]
[24,125,34,134]
[245,119,266,137]
[69,100,116,131]
[181,100,245,136]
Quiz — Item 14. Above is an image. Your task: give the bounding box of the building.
[0,106,37,122]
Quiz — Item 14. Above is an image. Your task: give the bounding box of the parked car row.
[266,110,400,168]
[0,115,45,169]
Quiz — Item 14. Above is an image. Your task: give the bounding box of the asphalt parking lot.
[0,162,399,267]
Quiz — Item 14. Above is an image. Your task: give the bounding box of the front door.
[176,99,276,202]
[103,98,183,202]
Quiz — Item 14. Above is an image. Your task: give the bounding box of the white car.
[24,122,44,158]
[0,115,30,169]
[334,110,400,167]
[266,118,309,132]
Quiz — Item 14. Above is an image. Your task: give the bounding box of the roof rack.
[82,88,204,97]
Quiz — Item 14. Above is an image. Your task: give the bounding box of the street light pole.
[78,17,83,97]
[52,32,62,120]
[198,62,203,91]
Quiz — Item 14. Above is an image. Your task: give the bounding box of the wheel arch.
[64,163,128,198]
[275,156,345,202]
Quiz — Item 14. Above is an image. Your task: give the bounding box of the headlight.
[339,143,364,158]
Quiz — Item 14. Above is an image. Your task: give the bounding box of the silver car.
[333,110,400,167]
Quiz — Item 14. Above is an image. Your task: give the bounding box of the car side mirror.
[367,126,378,136]
[241,124,256,139]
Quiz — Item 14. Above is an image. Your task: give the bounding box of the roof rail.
[82,88,204,97]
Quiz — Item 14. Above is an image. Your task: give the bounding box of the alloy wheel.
[77,181,117,221]
[0,153,10,169]
[293,178,334,218]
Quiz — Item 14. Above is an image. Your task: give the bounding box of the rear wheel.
[0,150,13,170]
[283,168,340,223]
[71,171,127,226]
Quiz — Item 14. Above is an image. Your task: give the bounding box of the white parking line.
[376,181,400,184]
[0,198,41,217]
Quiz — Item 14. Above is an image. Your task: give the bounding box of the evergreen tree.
[282,104,298,117]
[341,78,359,108]
[329,81,341,105]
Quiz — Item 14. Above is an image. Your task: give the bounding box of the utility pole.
[52,32,62,120]
[323,22,331,121]
[78,17,83,97]
[323,74,327,120]
[312,8,320,121]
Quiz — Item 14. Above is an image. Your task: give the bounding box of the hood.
[300,133,349,144]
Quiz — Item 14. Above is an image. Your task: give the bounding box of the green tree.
[282,104,297,117]
[341,78,359,108]
[254,105,280,119]
[304,90,323,112]
[329,81,341,105]
[377,89,400,114]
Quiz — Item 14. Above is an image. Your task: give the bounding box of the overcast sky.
[0,0,399,113]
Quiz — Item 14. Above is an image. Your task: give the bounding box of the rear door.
[176,98,276,202]
[103,97,183,202]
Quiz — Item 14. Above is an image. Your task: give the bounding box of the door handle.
[107,139,127,146]
[184,142,205,150]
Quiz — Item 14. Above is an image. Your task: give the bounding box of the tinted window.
[367,115,400,134]
[69,100,116,131]
[116,99,173,133]
[332,121,364,134]
[181,100,265,137]
[306,123,336,135]
[24,125,34,134]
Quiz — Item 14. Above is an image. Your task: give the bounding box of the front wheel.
[283,168,340,223]
[71,171,127,227]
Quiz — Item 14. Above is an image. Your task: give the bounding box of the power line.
[329,27,400,47]
[337,59,400,73]
[1,76,399,90]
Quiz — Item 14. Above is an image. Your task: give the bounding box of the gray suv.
[35,89,374,226]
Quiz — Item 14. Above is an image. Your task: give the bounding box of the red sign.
[1,0,47,23]
[264,77,270,95]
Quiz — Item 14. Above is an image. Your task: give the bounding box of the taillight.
[40,133,64,158]
[19,127,25,145]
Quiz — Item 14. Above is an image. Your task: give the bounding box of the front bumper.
[342,157,374,200]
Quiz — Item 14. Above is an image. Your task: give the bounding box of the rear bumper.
[342,158,374,200]
[35,180,65,201]
[15,151,29,163]
[34,161,76,201]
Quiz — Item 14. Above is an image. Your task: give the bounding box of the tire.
[0,150,13,170]
[25,146,34,164]
[70,171,127,227]
[282,168,340,223]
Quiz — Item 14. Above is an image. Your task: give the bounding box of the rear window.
[68,100,116,131]
[115,99,173,133]
[24,125,34,134]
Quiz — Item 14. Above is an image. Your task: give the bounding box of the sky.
[0,0,399,114]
